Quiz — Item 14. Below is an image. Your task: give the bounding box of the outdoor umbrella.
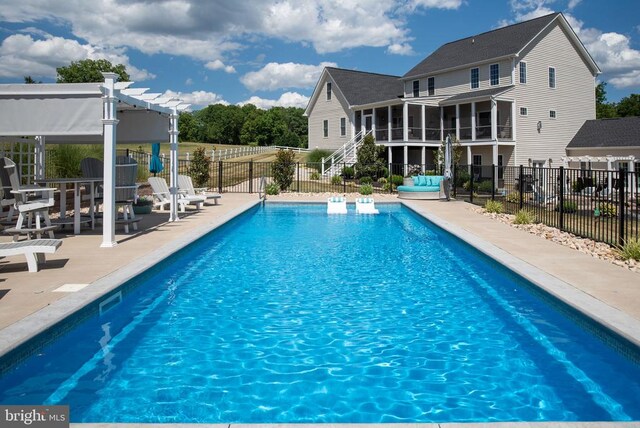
[149,142,164,176]
[443,134,453,201]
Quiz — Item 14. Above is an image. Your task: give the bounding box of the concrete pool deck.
[0,193,639,427]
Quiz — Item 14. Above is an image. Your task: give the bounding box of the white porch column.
[350,111,356,138]
[372,107,376,137]
[471,102,477,141]
[421,105,426,141]
[388,146,393,165]
[101,72,119,248]
[388,106,392,142]
[169,107,180,222]
[360,110,365,134]
[34,136,45,180]
[455,104,460,141]
[491,99,498,141]
[403,103,409,141]
[421,146,426,171]
[467,146,472,166]
[493,143,499,181]
[403,145,409,175]
[511,101,517,141]
[440,106,444,141]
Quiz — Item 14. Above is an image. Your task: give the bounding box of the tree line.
[596,82,640,118]
[178,104,308,147]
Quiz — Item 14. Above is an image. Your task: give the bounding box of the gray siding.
[307,75,353,151]
[512,21,596,165]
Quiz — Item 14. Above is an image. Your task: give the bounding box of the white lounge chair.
[327,196,347,214]
[355,197,379,214]
[0,239,62,272]
[148,177,202,213]
[178,175,221,205]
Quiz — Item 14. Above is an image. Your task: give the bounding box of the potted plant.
[133,195,153,214]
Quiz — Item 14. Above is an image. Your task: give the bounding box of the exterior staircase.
[323,129,372,177]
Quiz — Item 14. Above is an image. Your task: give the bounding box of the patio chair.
[0,238,62,272]
[0,157,56,241]
[177,175,221,205]
[532,183,556,205]
[355,197,379,214]
[115,156,142,233]
[327,196,347,214]
[148,177,202,213]
[81,157,104,214]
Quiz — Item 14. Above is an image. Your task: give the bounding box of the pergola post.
[169,107,179,222]
[101,72,119,248]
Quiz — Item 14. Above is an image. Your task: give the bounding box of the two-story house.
[305,12,601,173]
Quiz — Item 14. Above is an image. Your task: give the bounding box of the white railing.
[322,129,372,177]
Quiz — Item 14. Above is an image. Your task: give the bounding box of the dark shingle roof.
[567,117,640,148]
[403,13,560,79]
[444,86,515,103]
[327,67,403,106]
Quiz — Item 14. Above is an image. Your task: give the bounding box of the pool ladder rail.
[258,176,267,201]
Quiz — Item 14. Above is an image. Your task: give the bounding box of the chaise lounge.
[397,175,445,200]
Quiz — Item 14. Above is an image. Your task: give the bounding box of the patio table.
[35,178,102,234]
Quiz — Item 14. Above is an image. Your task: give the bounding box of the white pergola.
[0,73,190,248]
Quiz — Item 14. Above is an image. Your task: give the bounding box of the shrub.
[306,149,332,171]
[310,171,320,180]
[597,202,617,217]
[272,149,296,190]
[485,200,503,214]
[354,134,386,178]
[454,169,470,187]
[556,201,577,213]
[424,169,436,176]
[390,174,404,186]
[359,176,373,185]
[478,180,494,193]
[382,182,392,192]
[331,175,342,185]
[378,177,388,184]
[505,191,520,204]
[265,182,280,195]
[513,209,535,224]
[342,166,355,179]
[618,238,640,261]
[463,180,478,192]
[189,147,211,188]
[406,164,422,176]
[359,184,373,195]
[50,144,103,178]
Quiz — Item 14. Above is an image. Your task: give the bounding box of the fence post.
[618,167,626,246]
[491,163,496,200]
[343,162,346,194]
[469,167,474,204]
[218,160,223,193]
[559,166,565,231]
[453,165,457,198]
[249,161,254,193]
[519,164,524,210]
[297,162,300,192]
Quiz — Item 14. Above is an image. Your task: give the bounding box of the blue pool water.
[0,203,639,423]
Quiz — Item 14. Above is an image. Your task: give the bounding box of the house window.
[323,120,328,137]
[427,77,435,96]
[412,80,420,97]
[548,67,556,88]
[549,110,557,119]
[471,68,479,89]
[473,155,482,166]
[326,82,332,100]
[520,107,528,116]
[519,61,527,84]
[340,117,346,136]
[490,64,499,86]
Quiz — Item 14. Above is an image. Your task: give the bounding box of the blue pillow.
[417,175,427,186]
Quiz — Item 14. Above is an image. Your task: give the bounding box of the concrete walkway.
[0,193,638,427]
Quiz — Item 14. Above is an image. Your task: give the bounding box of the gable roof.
[326,67,403,106]
[442,85,515,104]
[403,12,599,79]
[566,117,640,149]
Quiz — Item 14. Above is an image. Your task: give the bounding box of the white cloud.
[567,0,582,10]
[608,69,640,89]
[0,33,154,81]
[163,89,229,108]
[205,59,236,73]
[241,61,337,91]
[238,92,310,109]
[387,43,416,56]
[185,78,193,85]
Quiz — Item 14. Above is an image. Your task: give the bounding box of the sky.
[0,0,638,110]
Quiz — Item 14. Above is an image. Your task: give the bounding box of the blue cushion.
[417,175,427,186]
[397,185,439,193]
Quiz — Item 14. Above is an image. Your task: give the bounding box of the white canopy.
[0,73,190,247]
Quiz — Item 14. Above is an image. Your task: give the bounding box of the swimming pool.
[0,203,639,422]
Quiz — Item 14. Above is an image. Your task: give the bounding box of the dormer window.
[326,82,332,100]
[412,80,420,97]
[490,64,499,86]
